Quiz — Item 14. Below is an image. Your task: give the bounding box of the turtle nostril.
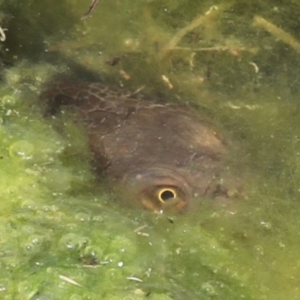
[158,188,177,202]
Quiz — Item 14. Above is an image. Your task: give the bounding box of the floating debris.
[249,62,259,73]
[161,75,173,89]
[0,27,7,42]
[134,225,150,237]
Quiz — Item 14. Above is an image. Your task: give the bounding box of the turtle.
[44,81,237,212]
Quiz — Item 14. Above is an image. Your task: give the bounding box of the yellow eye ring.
[157,188,177,203]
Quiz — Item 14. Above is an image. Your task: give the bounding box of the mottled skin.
[44,82,233,212]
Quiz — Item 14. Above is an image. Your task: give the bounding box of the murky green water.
[1,0,300,299]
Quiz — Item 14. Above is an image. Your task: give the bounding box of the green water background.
[1,0,300,299]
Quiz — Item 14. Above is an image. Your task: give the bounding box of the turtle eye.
[157,188,177,203]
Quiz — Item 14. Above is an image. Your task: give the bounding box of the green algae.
[1,0,300,299]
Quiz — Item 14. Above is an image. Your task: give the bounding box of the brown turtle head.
[43,81,241,213]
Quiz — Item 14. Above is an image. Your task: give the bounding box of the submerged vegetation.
[1,0,300,299]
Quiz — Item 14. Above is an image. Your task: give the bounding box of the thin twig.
[253,15,300,53]
[81,0,99,20]
[170,46,258,54]
[161,5,222,56]
[127,277,143,283]
[59,275,83,287]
